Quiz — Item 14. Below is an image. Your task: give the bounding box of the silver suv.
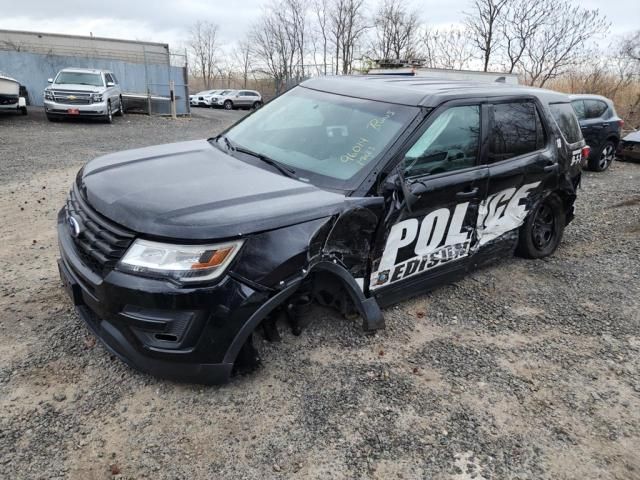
[44,68,124,123]
[211,90,262,110]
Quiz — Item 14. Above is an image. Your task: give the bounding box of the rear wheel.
[589,141,615,172]
[516,193,565,259]
[224,100,233,110]
[20,106,27,115]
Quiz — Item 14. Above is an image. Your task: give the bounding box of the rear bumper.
[57,210,275,384]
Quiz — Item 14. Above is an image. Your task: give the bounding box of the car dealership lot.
[1,108,639,479]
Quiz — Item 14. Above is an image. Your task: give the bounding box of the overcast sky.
[1,0,638,51]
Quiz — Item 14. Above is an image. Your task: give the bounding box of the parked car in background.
[0,72,27,115]
[190,90,221,107]
[617,131,640,163]
[57,76,586,383]
[44,68,123,123]
[570,94,623,172]
[210,89,262,110]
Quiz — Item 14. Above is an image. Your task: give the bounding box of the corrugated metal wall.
[0,30,189,115]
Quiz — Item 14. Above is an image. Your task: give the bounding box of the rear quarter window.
[549,103,583,145]
[585,100,608,119]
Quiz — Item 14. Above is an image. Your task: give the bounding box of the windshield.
[55,72,103,86]
[224,86,418,187]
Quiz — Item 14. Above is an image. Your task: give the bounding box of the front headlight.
[91,93,103,103]
[118,239,243,283]
[44,90,54,100]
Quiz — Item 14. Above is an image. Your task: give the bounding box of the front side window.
[549,103,583,145]
[224,86,418,185]
[54,72,104,87]
[403,105,480,178]
[488,102,545,162]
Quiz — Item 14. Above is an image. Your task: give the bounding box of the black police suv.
[57,77,586,384]
[570,94,623,172]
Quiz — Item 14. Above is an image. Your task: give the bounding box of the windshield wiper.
[212,134,234,151]
[213,135,297,179]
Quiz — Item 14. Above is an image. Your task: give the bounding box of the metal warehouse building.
[0,29,189,115]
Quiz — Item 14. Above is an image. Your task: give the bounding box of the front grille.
[66,186,135,273]
[52,90,92,105]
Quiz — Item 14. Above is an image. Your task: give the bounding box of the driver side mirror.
[47,78,53,83]
[382,173,401,194]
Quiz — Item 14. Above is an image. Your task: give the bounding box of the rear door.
[370,101,489,303]
[477,98,556,259]
[574,99,608,149]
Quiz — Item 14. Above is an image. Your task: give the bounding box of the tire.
[516,193,565,259]
[252,101,262,109]
[20,106,27,115]
[46,113,59,122]
[103,101,113,124]
[589,140,615,172]
[115,96,124,116]
[223,100,233,110]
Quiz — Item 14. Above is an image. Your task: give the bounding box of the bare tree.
[330,0,368,74]
[464,0,509,72]
[233,40,254,88]
[371,0,420,60]
[621,30,640,62]
[188,21,220,89]
[422,26,475,70]
[250,0,308,93]
[313,0,331,74]
[520,1,609,87]
[499,0,551,73]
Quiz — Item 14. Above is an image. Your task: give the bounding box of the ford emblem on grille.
[68,216,82,238]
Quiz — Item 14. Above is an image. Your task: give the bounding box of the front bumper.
[57,210,274,384]
[44,99,108,117]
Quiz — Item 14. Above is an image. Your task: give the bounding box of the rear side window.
[584,100,607,119]
[488,102,545,162]
[549,103,582,144]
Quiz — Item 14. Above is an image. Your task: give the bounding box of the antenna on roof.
[495,76,506,83]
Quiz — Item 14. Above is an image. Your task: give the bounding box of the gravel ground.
[0,107,639,480]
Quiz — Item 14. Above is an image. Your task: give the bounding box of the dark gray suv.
[570,94,623,172]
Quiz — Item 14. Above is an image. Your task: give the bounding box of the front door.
[370,102,489,305]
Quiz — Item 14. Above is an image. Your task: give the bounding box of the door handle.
[544,163,559,173]
[456,187,479,199]
[602,123,609,127]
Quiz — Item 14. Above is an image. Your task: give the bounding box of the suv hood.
[79,140,355,240]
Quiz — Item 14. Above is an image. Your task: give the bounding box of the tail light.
[618,119,625,128]
[581,146,591,160]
